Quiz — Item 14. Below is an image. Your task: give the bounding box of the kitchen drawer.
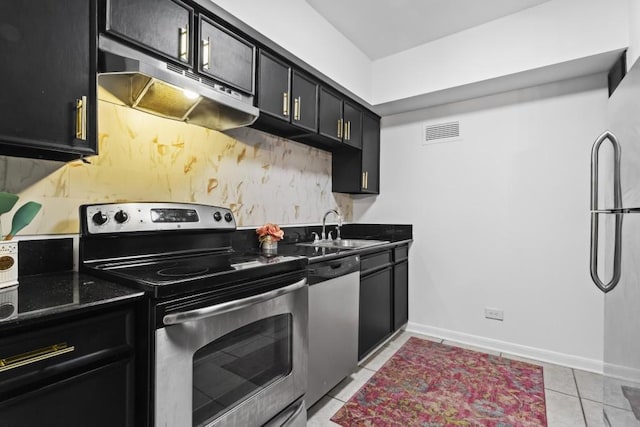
[0,308,134,395]
[0,358,133,427]
[360,250,392,275]
[394,245,408,262]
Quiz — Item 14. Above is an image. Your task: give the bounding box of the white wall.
[209,0,629,111]
[353,73,608,370]
[208,0,373,102]
[628,0,640,70]
[372,0,628,105]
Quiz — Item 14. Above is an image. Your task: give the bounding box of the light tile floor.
[307,330,639,426]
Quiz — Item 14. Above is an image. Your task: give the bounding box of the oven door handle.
[162,278,307,326]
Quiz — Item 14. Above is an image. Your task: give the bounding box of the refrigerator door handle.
[590,212,622,293]
[591,130,622,211]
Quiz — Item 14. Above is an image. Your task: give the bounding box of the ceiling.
[306,0,553,60]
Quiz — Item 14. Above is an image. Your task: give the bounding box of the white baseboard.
[604,362,640,383]
[406,321,603,374]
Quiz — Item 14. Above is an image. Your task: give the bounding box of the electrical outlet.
[485,308,504,321]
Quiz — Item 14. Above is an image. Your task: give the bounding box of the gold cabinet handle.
[363,171,368,189]
[282,92,289,116]
[75,96,87,141]
[179,26,189,61]
[337,118,343,138]
[293,97,301,121]
[201,37,210,70]
[0,343,75,373]
[344,120,352,140]
[362,172,366,189]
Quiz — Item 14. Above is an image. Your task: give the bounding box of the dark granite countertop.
[0,272,144,330]
[0,224,411,330]
[232,223,413,263]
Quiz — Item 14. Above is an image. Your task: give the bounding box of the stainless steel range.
[79,202,308,427]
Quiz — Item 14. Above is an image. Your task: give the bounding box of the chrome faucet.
[321,209,342,241]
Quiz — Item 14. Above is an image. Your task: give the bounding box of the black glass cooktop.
[89,250,306,297]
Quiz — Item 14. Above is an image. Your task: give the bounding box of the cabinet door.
[106,0,193,65]
[0,359,134,427]
[199,17,254,94]
[361,112,380,193]
[393,260,409,330]
[0,0,97,160]
[318,88,343,142]
[343,101,363,149]
[291,71,318,133]
[257,51,291,121]
[359,267,393,360]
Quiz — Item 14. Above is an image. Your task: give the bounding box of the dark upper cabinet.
[0,0,98,161]
[343,101,363,149]
[318,88,343,142]
[332,111,380,194]
[318,88,363,149]
[361,112,380,193]
[256,51,291,121]
[290,70,318,133]
[253,50,318,135]
[105,0,194,65]
[198,17,254,94]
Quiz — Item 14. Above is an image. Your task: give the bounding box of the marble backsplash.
[0,100,352,236]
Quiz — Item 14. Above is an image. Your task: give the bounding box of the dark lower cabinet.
[0,307,136,426]
[359,266,393,360]
[358,244,410,360]
[0,359,133,427]
[393,260,409,330]
[0,0,98,160]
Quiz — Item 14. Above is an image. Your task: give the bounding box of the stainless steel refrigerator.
[590,58,640,426]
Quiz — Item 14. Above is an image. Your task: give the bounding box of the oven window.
[192,314,292,426]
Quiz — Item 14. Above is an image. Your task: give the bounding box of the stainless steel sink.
[297,239,389,249]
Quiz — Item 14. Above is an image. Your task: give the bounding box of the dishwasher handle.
[308,255,360,285]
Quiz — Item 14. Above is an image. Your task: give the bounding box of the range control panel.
[82,202,236,234]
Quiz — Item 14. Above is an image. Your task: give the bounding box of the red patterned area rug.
[330,337,547,427]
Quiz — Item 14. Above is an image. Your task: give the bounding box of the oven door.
[154,277,307,427]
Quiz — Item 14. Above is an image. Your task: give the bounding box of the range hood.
[97,36,259,131]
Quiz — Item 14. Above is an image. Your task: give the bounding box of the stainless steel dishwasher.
[306,254,360,407]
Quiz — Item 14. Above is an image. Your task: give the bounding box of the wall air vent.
[423,121,461,145]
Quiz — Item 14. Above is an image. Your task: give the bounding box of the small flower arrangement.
[256,223,284,244]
